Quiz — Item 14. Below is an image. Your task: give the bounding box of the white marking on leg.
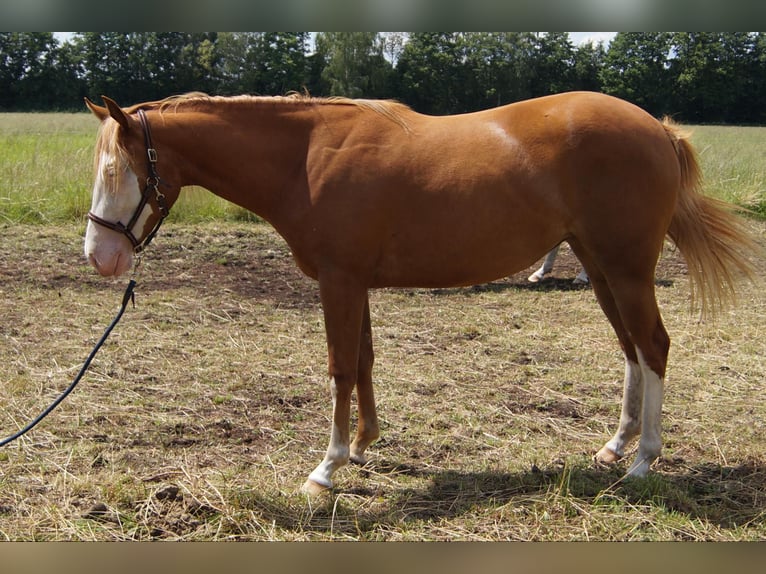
[307,422,349,488]
[528,245,560,282]
[599,357,643,460]
[305,377,350,490]
[626,348,664,477]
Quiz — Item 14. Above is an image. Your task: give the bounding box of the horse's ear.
[101,96,131,131]
[84,97,109,122]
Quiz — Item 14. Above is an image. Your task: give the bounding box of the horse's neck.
[161,106,313,223]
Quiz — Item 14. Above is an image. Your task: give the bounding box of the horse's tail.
[663,118,758,317]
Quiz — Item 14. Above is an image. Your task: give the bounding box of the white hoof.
[625,456,654,478]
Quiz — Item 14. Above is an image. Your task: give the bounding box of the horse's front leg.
[350,296,379,464]
[302,272,368,495]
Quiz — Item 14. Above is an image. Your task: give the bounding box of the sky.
[569,32,616,45]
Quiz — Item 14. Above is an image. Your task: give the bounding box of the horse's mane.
[130,92,413,132]
[94,93,412,181]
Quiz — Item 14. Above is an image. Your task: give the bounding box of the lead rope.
[2,107,163,448]
[0,277,138,448]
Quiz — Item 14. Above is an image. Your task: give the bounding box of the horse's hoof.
[301,478,331,497]
[594,446,622,465]
[625,456,653,478]
[349,452,368,466]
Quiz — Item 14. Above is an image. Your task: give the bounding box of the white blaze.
[84,152,149,277]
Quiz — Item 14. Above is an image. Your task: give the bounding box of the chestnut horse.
[83,92,755,495]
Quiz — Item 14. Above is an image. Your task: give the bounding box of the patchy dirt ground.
[0,221,764,540]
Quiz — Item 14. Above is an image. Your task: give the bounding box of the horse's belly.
[370,231,558,288]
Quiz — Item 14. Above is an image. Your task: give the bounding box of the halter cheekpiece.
[87,109,169,253]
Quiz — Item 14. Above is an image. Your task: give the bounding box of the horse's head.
[84,97,176,277]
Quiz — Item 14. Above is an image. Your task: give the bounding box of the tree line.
[2,32,766,124]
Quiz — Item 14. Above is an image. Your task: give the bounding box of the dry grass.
[0,221,764,540]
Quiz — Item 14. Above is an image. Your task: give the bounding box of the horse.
[83,91,756,495]
[527,243,589,284]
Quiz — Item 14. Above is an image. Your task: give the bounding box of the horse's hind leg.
[623,296,669,477]
[571,243,669,476]
[350,296,380,464]
[528,244,561,282]
[588,275,645,464]
[601,276,669,476]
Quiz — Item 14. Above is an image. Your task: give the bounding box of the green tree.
[671,32,757,123]
[176,33,219,95]
[600,33,673,117]
[215,32,308,96]
[215,32,256,94]
[314,32,393,98]
[75,33,145,105]
[461,32,537,109]
[75,33,219,104]
[380,32,407,67]
[747,32,766,124]
[0,32,79,110]
[396,32,465,114]
[571,40,606,92]
[251,32,309,95]
[3,30,765,123]
[528,32,576,96]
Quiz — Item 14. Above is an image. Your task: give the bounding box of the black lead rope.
[0,279,137,448]
[3,107,166,448]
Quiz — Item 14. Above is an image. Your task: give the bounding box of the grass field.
[0,112,764,540]
[688,125,766,218]
[0,113,254,225]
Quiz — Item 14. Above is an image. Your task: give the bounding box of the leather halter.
[87,109,169,253]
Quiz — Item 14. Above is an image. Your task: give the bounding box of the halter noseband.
[87,109,169,253]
